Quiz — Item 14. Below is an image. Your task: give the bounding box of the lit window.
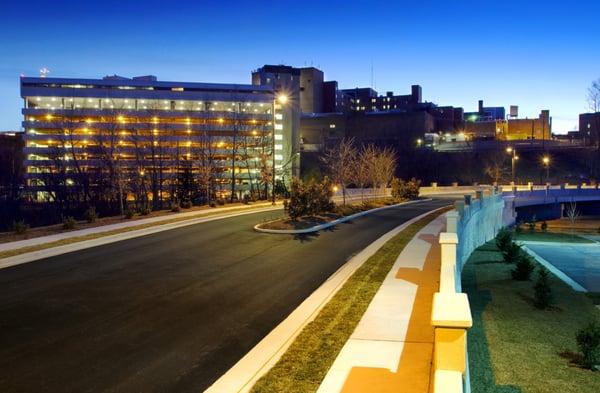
[275,113,283,120]
[274,134,283,140]
[275,154,283,161]
[329,124,336,128]
[275,124,283,130]
[275,144,283,150]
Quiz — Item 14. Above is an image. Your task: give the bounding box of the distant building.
[464,100,506,122]
[579,112,600,147]
[464,110,551,141]
[0,132,24,200]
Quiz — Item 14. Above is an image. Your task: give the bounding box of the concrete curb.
[521,244,588,292]
[205,204,449,393]
[0,206,282,270]
[0,202,281,253]
[253,199,433,234]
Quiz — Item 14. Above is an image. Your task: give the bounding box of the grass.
[463,240,600,393]
[250,206,451,393]
[514,230,594,243]
[0,204,283,260]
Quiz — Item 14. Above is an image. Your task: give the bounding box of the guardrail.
[430,191,504,393]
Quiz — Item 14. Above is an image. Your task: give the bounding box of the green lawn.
[463,241,600,393]
[514,231,594,243]
[250,207,451,393]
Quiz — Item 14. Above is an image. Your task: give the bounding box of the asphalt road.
[0,199,449,393]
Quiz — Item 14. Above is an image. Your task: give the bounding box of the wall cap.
[432,292,472,328]
[439,232,458,245]
[434,369,463,393]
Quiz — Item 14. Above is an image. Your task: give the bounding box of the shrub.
[541,221,548,232]
[62,216,76,230]
[216,199,225,206]
[391,177,421,201]
[171,203,181,212]
[511,253,535,280]
[242,194,251,205]
[576,320,600,369]
[12,220,28,234]
[287,177,334,220]
[83,207,97,223]
[140,207,151,216]
[495,228,513,252]
[124,209,135,219]
[209,201,216,208]
[502,241,522,264]
[534,268,553,309]
[180,200,192,209]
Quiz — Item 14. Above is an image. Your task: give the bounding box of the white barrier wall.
[431,190,505,393]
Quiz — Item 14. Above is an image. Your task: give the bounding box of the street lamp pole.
[506,147,518,183]
[272,93,288,205]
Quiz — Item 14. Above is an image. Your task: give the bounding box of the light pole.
[272,93,288,205]
[542,155,550,184]
[506,147,518,183]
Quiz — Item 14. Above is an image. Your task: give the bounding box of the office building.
[579,112,600,147]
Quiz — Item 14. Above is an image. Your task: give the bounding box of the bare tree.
[565,201,580,235]
[369,146,397,197]
[588,78,600,113]
[484,150,508,184]
[321,138,357,205]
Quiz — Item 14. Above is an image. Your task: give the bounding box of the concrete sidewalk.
[0,202,280,253]
[317,214,446,393]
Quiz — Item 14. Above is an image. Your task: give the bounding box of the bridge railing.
[431,190,504,393]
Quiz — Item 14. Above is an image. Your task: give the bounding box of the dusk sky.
[1,0,599,133]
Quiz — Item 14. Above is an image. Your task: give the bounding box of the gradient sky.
[1,0,599,133]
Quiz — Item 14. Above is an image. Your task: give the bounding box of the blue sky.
[1,0,599,133]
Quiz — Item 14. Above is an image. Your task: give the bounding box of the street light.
[542,155,550,183]
[272,93,289,205]
[416,138,423,147]
[506,147,517,183]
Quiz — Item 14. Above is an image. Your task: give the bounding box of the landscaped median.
[254,199,431,234]
[249,206,452,393]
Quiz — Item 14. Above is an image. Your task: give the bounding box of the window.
[329,124,336,128]
[275,124,283,130]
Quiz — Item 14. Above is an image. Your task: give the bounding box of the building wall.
[579,112,600,147]
[300,111,435,151]
[503,110,551,140]
[299,67,324,114]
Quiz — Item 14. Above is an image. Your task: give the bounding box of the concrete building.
[579,112,600,147]
[0,132,24,201]
[463,110,551,141]
[21,74,299,200]
[464,100,506,122]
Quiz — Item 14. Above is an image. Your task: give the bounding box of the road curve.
[0,199,449,393]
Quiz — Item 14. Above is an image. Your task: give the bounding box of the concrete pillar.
[439,232,458,293]
[451,182,458,188]
[464,195,471,205]
[431,182,438,188]
[446,210,459,233]
[475,190,483,200]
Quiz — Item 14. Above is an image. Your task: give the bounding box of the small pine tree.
[534,268,553,309]
[495,228,513,252]
[502,241,522,264]
[511,253,535,280]
[576,320,600,369]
